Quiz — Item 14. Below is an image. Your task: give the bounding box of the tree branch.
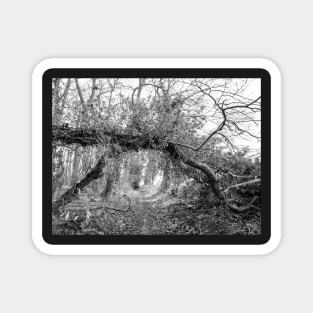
[226,196,260,212]
[196,106,227,151]
[223,178,261,194]
[52,156,106,215]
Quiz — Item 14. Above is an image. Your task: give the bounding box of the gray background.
[1,0,312,312]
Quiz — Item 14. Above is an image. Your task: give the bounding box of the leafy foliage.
[52,78,262,234]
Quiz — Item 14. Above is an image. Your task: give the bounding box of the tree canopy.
[52,78,261,215]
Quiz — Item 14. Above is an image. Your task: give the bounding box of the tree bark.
[70,145,82,186]
[164,143,226,200]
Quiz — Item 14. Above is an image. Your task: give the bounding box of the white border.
[32,58,281,255]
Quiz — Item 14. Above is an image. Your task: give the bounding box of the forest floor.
[52,186,261,235]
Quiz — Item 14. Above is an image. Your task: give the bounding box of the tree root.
[226,196,260,212]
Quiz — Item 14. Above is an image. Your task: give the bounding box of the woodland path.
[61,185,178,235]
[129,187,175,235]
[55,185,261,236]
[57,183,261,236]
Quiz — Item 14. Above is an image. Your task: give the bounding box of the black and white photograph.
[6,0,313,309]
[50,74,265,239]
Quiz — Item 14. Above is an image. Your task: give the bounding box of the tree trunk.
[181,155,226,200]
[164,143,226,200]
[52,157,106,215]
[70,145,82,186]
[52,166,64,198]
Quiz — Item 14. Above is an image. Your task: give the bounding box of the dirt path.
[137,201,150,234]
[62,186,179,235]
[132,196,159,234]
[57,187,261,236]
[130,190,175,234]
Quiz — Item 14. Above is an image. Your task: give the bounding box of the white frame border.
[32,58,281,255]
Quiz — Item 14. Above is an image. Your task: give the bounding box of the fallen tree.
[52,156,106,215]
[52,125,259,214]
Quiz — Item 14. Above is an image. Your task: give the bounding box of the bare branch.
[224,96,261,111]
[223,178,261,194]
[196,106,227,151]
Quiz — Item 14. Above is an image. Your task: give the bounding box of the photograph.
[50,75,264,238]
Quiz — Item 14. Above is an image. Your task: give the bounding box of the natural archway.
[51,78,261,235]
